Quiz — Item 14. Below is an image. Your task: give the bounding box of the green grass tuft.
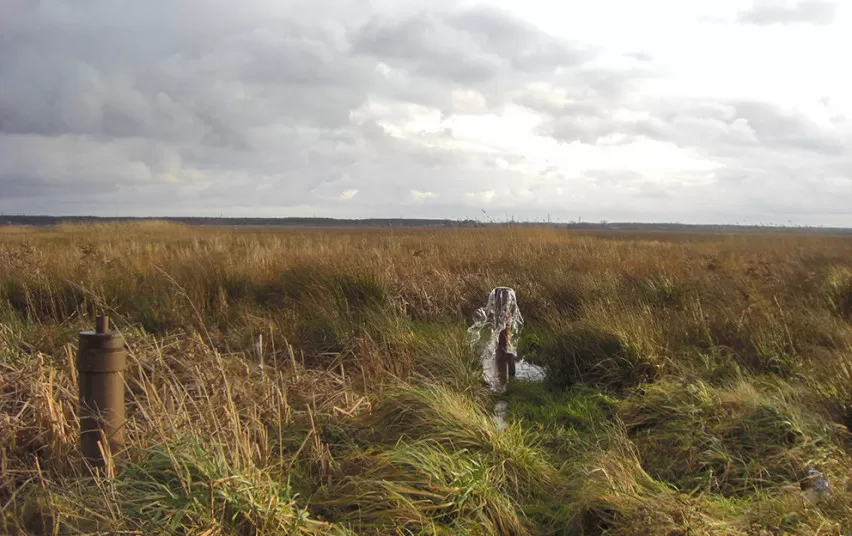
[531,322,661,391]
[824,267,852,319]
[620,379,849,497]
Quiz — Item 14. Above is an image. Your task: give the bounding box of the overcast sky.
[1,0,850,224]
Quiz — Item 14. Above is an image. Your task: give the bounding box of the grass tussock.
[824,267,852,320]
[2,224,852,534]
[620,380,851,497]
[314,441,527,534]
[369,383,558,493]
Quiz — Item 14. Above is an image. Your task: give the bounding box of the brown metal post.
[77,316,126,474]
[494,288,513,386]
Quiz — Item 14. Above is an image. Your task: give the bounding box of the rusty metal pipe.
[494,288,513,385]
[496,329,510,385]
[77,315,126,474]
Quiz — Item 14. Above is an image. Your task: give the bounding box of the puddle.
[514,359,546,382]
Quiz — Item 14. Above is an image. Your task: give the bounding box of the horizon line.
[2,214,851,232]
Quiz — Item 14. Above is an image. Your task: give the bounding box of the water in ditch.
[468,287,545,429]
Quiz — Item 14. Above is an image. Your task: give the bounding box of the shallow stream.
[468,287,546,427]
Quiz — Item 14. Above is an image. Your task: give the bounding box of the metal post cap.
[77,332,126,372]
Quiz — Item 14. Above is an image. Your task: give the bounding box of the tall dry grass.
[1,223,852,534]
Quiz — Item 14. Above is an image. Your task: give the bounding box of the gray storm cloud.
[0,0,850,224]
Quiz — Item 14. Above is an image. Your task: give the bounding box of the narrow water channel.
[469,287,546,427]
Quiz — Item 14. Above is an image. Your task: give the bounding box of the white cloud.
[340,189,359,200]
[466,190,497,204]
[410,190,438,202]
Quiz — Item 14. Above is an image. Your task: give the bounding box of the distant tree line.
[1,215,849,234]
[0,215,483,228]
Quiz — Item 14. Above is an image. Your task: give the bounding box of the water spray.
[468,287,524,391]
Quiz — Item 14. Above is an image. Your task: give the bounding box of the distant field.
[2,223,852,535]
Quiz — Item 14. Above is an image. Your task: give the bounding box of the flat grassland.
[2,223,852,535]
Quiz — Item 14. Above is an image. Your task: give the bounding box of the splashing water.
[468,287,524,352]
[468,287,544,391]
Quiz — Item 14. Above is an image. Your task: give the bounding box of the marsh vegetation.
[2,223,851,534]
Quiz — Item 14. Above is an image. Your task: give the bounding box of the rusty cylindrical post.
[77,316,126,474]
[494,288,515,386]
